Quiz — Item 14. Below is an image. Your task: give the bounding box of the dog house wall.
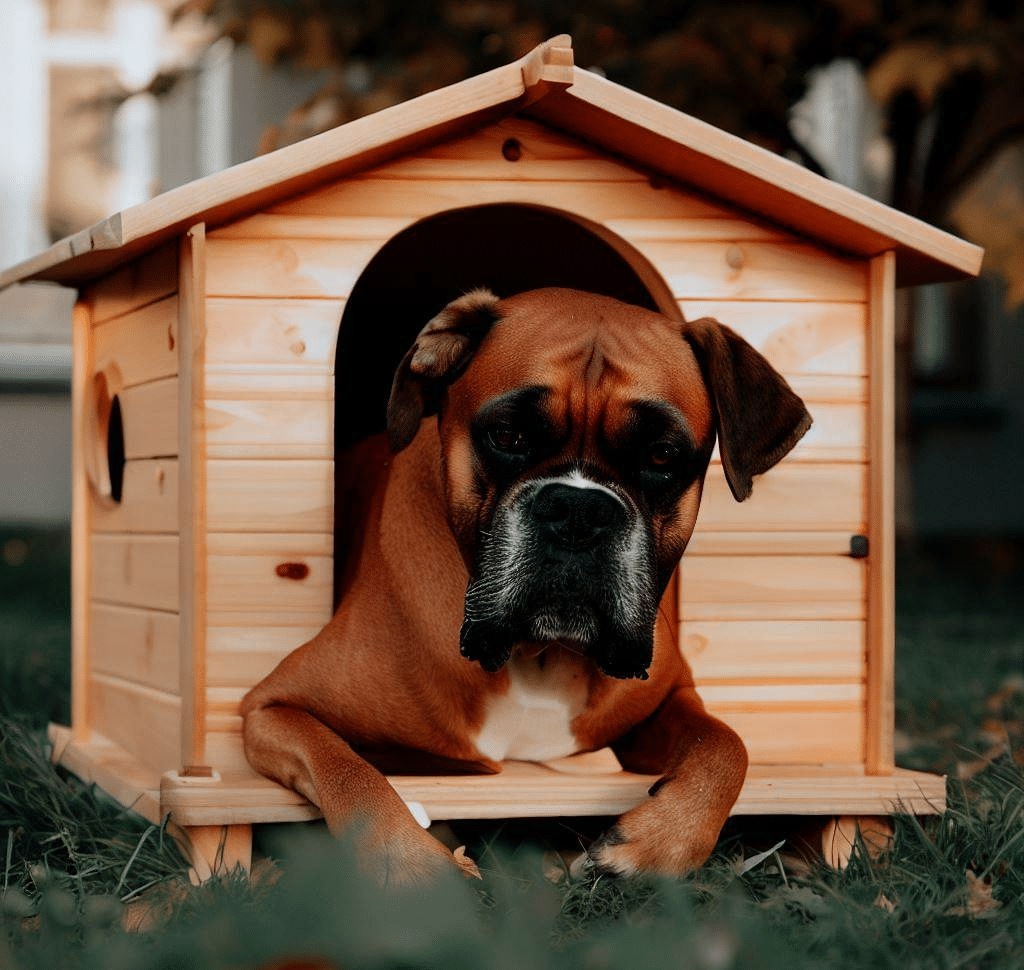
[73,114,878,784]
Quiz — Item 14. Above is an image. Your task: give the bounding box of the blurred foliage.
[173,0,1024,302]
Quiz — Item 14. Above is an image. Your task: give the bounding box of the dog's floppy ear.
[684,317,812,502]
[387,289,501,452]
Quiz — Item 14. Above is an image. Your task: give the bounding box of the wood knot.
[276,562,310,581]
[290,339,306,357]
[501,137,522,162]
[167,325,175,351]
[725,245,745,270]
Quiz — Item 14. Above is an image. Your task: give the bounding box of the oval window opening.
[107,394,126,504]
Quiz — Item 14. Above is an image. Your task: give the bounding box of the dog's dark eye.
[647,443,678,468]
[487,425,530,455]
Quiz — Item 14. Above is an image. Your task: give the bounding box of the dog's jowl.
[242,287,811,883]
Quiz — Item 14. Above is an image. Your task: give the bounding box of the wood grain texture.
[159,758,945,826]
[683,619,865,681]
[633,240,868,303]
[91,459,178,534]
[205,297,343,369]
[48,725,162,824]
[684,531,859,556]
[205,625,322,688]
[90,534,179,612]
[363,116,651,182]
[269,173,732,222]
[92,295,179,388]
[680,556,865,622]
[205,381,334,460]
[866,252,897,775]
[88,673,182,774]
[697,463,866,533]
[677,300,867,377]
[178,225,209,768]
[90,603,181,694]
[205,459,332,533]
[119,378,179,459]
[206,533,333,627]
[86,242,178,325]
[71,301,93,742]
[205,237,383,299]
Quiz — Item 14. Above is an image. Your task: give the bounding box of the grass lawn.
[1,526,1022,969]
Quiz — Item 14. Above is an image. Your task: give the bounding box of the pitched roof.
[1,35,981,291]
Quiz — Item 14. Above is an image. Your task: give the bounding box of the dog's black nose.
[530,482,625,551]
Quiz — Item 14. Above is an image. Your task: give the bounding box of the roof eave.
[526,69,983,287]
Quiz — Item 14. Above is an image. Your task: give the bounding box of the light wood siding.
[80,247,184,767]
[202,115,871,771]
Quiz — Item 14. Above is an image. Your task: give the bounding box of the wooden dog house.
[1,36,982,875]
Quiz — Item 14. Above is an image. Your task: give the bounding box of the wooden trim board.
[179,225,208,767]
[48,725,946,830]
[71,301,93,742]
[865,252,897,774]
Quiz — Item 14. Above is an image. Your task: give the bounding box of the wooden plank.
[634,240,868,303]
[685,530,857,557]
[607,217,793,243]
[206,626,321,688]
[210,215,414,241]
[717,710,863,764]
[90,533,179,612]
[680,556,865,622]
[362,116,651,182]
[71,301,93,742]
[91,459,178,534]
[205,297,343,369]
[179,224,208,768]
[866,252,897,775]
[159,761,944,827]
[90,603,181,694]
[697,464,865,534]
[722,401,865,463]
[119,378,179,459]
[788,375,866,404]
[205,238,383,299]
[92,295,179,389]
[700,682,862,709]
[87,242,178,325]
[49,725,163,824]
[88,673,182,774]
[205,382,334,460]
[678,300,867,377]
[268,176,731,221]
[682,619,865,681]
[206,533,333,627]
[206,459,332,533]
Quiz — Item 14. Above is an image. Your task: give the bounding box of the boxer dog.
[242,287,811,883]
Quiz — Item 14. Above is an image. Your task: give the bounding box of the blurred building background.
[2,0,1023,558]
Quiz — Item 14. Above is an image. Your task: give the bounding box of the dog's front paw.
[585,798,720,878]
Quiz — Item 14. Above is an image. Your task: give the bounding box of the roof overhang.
[1,35,981,292]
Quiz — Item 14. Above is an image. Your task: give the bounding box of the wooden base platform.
[49,724,946,829]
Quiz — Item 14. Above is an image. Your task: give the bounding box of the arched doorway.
[334,203,679,452]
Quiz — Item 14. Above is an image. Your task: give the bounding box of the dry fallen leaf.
[873,891,897,914]
[453,845,482,880]
[945,869,1002,919]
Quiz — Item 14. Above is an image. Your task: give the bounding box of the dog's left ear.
[387,289,501,452]
[684,317,812,502]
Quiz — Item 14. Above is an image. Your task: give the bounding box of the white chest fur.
[473,652,589,762]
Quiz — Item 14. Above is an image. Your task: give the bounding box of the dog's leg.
[242,702,475,885]
[592,687,748,877]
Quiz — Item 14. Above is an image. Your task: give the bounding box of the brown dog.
[242,287,811,882]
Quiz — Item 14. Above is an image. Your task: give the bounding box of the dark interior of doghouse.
[332,204,665,600]
[334,204,663,451]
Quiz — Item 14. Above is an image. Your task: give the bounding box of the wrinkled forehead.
[448,290,713,442]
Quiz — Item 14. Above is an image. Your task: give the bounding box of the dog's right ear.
[386,289,501,452]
